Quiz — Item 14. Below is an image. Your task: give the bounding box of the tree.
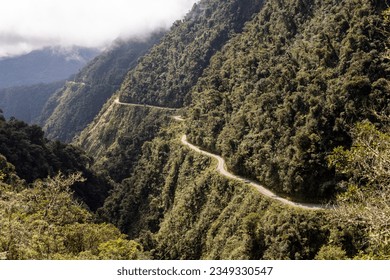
[383,7,390,59]
[315,245,347,260]
[328,120,390,258]
[0,172,144,259]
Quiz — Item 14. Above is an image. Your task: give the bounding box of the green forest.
[39,34,164,142]
[0,0,389,260]
[187,0,390,200]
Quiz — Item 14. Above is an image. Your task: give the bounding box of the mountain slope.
[119,0,265,107]
[78,0,388,259]
[77,0,265,181]
[0,112,111,210]
[98,122,329,260]
[0,47,98,89]
[186,0,390,199]
[0,81,64,123]
[39,36,163,142]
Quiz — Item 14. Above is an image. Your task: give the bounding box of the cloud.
[0,0,198,58]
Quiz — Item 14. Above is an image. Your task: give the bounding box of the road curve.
[181,135,329,210]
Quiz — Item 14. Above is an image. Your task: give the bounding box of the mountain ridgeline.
[0,47,99,89]
[0,81,65,123]
[119,0,266,108]
[38,35,164,142]
[1,0,389,260]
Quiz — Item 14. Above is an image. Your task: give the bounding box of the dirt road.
[181,135,329,210]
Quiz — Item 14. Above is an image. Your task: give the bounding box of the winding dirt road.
[114,98,330,210]
[181,135,328,210]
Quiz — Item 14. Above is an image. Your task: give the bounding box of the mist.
[0,0,199,58]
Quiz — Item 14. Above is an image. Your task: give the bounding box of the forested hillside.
[0,112,111,210]
[0,81,64,123]
[39,35,163,142]
[98,112,390,259]
[119,0,265,107]
[1,0,389,260]
[98,121,331,260]
[78,0,265,181]
[83,0,389,259]
[186,0,390,200]
[0,47,98,89]
[0,158,145,260]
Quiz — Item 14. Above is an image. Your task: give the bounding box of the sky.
[0,0,199,58]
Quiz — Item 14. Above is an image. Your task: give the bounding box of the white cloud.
[0,0,198,58]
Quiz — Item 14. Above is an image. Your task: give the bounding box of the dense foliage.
[0,112,110,210]
[187,0,390,199]
[39,35,163,142]
[0,168,144,260]
[2,0,389,260]
[99,123,330,260]
[120,0,265,107]
[77,0,265,181]
[78,0,389,260]
[78,100,174,182]
[326,120,390,259]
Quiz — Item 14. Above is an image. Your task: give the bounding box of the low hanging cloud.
[0,0,198,58]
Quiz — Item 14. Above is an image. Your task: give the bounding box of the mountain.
[77,0,265,181]
[0,81,65,123]
[78,0,389,259]
[38,35,164,142]
[119,0,265,108]
[0,47,99,89]
[186,0,390,200]
[0,112,112,211]
[1,0,389,260]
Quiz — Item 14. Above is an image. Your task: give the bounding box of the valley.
[0,0,389,260]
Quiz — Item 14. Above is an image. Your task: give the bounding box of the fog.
[0,0,198,58]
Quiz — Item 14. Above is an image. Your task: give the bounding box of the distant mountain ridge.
[0,81,65,123]
[0,47,99,89]
[38,34,164,142]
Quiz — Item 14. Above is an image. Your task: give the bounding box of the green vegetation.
[39,35,163,142]
[0,112,110,210]
[99,123,329,260]
[77,0,389,260]
[187,0,390,200]
[78,102,174,182]
[120,0,265,107]
[97,119,390,260]
[327,120,390,259]
[2,0,390,260]
[77,0,265,182]
[0,167,144,260]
